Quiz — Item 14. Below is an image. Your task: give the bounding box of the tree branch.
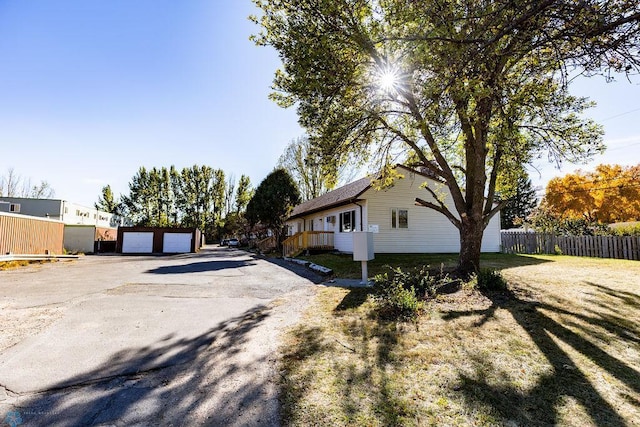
[415,197,461,229]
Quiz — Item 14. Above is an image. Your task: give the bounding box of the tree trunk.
[458,215,484,277]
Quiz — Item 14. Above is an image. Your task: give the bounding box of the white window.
[10,203,20,213]
[340,210,356,232]
[391,208,408,229]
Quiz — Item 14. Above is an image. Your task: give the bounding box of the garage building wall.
[116,227,201,253]
[0,212,64,255]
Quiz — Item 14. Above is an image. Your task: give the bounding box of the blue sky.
[1,1,639,207]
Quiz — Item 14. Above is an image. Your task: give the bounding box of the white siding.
[364,171,501,253]
[285,168,501,254]
[285,203,364,253]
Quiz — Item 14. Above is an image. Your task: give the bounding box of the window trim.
[339,210,356,233]
[391,208,409,229]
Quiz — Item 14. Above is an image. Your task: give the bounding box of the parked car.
[227,238,239,247]
[220,239,229,246]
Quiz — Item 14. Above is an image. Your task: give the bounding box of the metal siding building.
[0,212,64,255]
[0,197,131,228]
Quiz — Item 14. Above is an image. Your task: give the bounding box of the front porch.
[282,231,334,258]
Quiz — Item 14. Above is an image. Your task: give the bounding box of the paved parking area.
[0,247,318,426]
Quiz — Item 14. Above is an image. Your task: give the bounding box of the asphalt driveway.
[0,246,318,426]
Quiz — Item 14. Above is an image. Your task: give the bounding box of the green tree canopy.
[246,168,301,245]
[277,136,356,201]
[95,185,120,214]
[253,0,640,274]
[498,171,538,229]
[234,174,253,214]
[121,165,233,239]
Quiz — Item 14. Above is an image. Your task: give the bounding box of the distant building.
[0,197,132,228]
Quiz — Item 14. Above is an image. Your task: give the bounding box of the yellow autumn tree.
[544,164,640,223]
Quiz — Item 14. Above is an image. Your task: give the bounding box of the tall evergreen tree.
[246,169,300,246]
[500,175,538,229]
[95,185,119,214]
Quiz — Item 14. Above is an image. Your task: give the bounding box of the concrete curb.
[282,257,375,287]
[283,257,333,276]
[0,254,80,262]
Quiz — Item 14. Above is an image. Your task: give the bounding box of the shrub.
[476,268,508,291]
[371,266,444,320]
[608,223,640,236]
[372,279,424,321]
[376,265,442,298]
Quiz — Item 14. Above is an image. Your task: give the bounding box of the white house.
[284,165,501,255]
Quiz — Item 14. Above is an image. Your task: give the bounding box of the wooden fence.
[501,231,640,260]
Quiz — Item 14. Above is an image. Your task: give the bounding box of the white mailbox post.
[353,231,375,284]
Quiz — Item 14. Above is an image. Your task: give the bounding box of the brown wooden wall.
[0,212,64,255]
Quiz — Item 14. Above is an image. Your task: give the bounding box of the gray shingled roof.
[287,164,442,219]
[288,177,372,219]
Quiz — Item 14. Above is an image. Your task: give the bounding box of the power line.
[606,141,640,151]
[600,107,640,122]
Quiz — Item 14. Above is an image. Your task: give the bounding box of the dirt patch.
[0,304,65,353]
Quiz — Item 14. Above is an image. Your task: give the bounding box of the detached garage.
[116,227,201,254]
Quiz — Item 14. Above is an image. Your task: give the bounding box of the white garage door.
[122,232,154,253]
[163,233,192,253]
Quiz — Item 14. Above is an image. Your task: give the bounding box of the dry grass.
[0,260,33,270]
[0,259,58,270]
[279,255,640,426]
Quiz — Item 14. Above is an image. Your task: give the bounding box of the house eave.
[288,197,366,220]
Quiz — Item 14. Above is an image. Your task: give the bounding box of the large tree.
[253,0,640,274]
[544,164,640,223]
[277,136,356,201]
[245,168,300,246]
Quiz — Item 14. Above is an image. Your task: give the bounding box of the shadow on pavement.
[145,259,256,274]
[262,256,326,284]
[10,305,278,426]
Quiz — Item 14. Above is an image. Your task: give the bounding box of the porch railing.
[254,235,277,253]
[282,231,334,258]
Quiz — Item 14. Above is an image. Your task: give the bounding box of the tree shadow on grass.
[334,287,372,312]
[442,283,640,426]
[279,301,407,426]
[5,305,278,426]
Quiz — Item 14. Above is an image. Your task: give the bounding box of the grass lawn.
[279,254,640,426]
